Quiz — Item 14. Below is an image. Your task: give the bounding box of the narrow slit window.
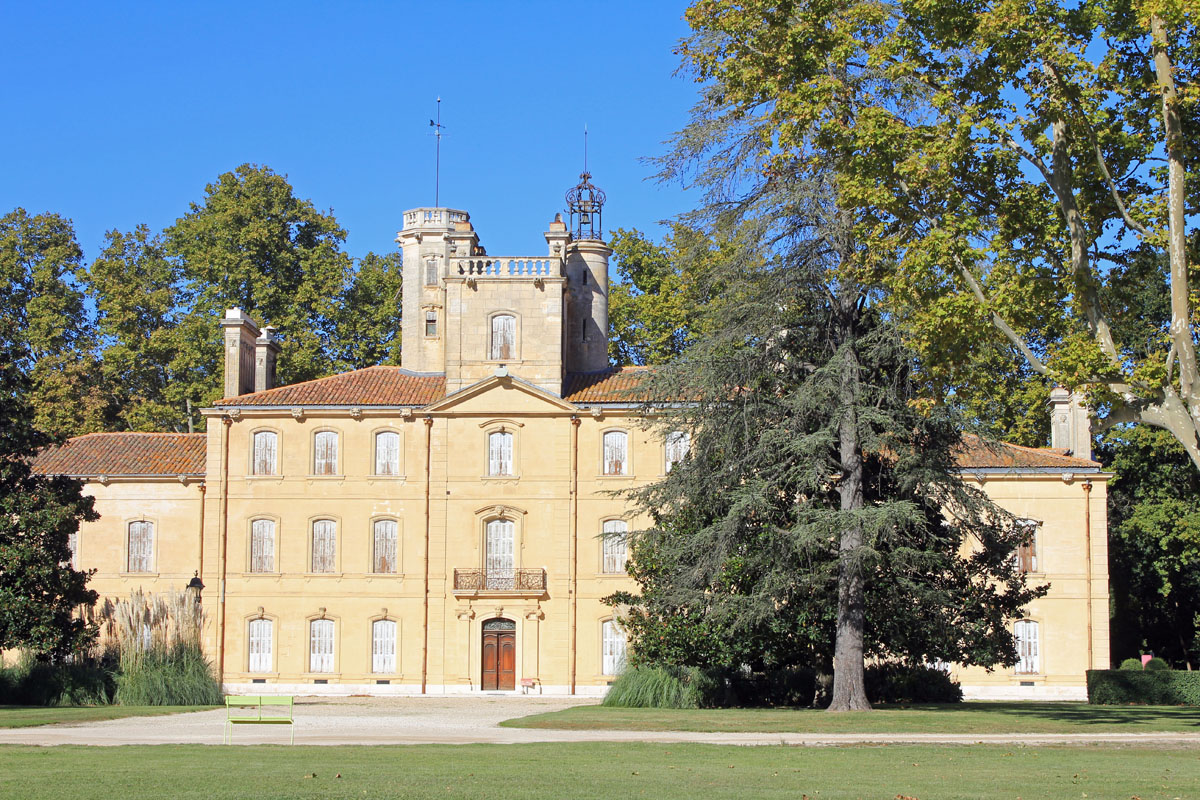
[250,519,275,573]
[372,619,397,674]
[603,431,628,476]
[424,258,438,286]
[311,519,336,573]
[313,431,338,475]
[127,521,154,573]
[375,431,400,476]
[373,519,398,574]
[309,619,334,673]
[488,431,513,476]
[252,431,277,475]
[490,314,515,360]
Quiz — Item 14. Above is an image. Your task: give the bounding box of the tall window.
[1015,619,1040,674]
[250,519,275,573]
[313,431,338,475]
[309,619,334,673]
[252,431,277,475]
[424,258,438,286]
[311,519,336,573]
[485,518,515,589]
[373,519,398,574]
[602,620,627,675]
[488,431,513,476]
[665,430,690,472]
[1015,520,1039,573]
[248,618,273,673]
[127,521,153,572]
[601,520,628,574]
[375,431,401,476]
[424,310,438,337]
[66,531,79,569]
[603,430,628,475]
[490,314,515,360]
[372,619,397,673]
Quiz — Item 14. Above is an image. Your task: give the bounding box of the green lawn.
[0,742,1196,800]
[0,705,217,729]
[502,701,1200,734]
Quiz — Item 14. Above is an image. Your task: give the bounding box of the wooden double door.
[481,619,516,691]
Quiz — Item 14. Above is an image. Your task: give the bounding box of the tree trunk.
[828,299,871,712]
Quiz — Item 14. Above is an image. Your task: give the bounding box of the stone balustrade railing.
[403,208,470,228]
[452,257,562,278]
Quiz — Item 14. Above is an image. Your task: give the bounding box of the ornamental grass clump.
[99,589,222,706]
[602,665,701,709]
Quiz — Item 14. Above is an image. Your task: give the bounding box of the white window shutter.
[665,430,689,472]
[249,618,273,673]
[602,520,628,573]
[603,431,627,475]
[602,620,627,675]
[372,619,396,673]
[491,315,515,360]
[374,519,398,574]
[375,431,399,476]
[489,431,513,476]
[251,519,275,572]
[127,521,153,572]
[312,519,336,573]
[485,519,515,588]
[253,431,277,475]
[314,431,338,475]
[309,619,334,673]
[1015,619,1040,674]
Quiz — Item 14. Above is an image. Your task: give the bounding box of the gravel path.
[2,696,1199,747]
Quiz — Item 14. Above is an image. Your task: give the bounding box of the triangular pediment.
[423,375,578,414]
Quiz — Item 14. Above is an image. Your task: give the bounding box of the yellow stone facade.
[36,203,1109,699]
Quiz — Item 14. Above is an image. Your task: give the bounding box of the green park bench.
[224,695,295,744]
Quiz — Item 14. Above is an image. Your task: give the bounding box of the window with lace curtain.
[252,431,277,475]
[601,519,628,573]
[602,430,628,475]
[375,431,400,476]
[488,431,513,476]
[313,431,338,475]
[249,519,275,573]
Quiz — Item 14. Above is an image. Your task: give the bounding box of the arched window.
[313,431,339,475]
[375,431,401,476]
[248,618,273,673]
[309,619,334,673]
[1015,619,1040,674]
[373,519,398,574]
[490,314,516,360]
[1015,519,1039,573]
[488,431,513,476]
[665,430,690,472]
[602,620,627,676]
[603,430,628,475]
[311,519,337,573]
[250,519,275,573]
[372,619,397,674]
[127,520,154,573]
[485,518,515,589]
[252,431,277,475]
[602,519,628,574]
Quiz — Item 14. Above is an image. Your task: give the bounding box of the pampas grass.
[602,665,703,708]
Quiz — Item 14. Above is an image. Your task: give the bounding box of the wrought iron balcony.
[453,568,546,595]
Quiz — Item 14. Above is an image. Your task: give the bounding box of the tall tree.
[0,339,98,658]
[331,251,404,371]
[0,209,108,437]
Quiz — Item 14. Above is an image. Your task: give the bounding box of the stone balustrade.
[402,207,470,228]
[452,257,562,278]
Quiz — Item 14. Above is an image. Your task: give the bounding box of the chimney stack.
[221,308,260,398]
[255,326,281,392]
[1047,387,1092,461]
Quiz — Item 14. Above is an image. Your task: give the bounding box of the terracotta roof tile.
[216,366,446,407]
[33,432,207,477]
[956,435,1100,470]
[563,367,654,403]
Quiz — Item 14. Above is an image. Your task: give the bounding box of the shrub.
[602,665,699,708]
[0,650,113,706]
[1087,669,1200,705]
[864,662,963,704]
[1144,657,1170,671]
[114,641,222,706]
[1119,657,1144,670]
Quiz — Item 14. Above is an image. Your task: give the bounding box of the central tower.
[395,182,612,396]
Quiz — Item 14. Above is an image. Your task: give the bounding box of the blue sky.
[0,1,697,262]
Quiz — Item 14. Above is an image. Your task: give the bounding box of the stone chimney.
[221,308,260,398]
[1047,387,1092,461]
[255,326,281,392]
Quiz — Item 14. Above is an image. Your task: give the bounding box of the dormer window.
[490,314,515,360]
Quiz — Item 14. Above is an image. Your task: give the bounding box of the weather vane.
[429,97,445,207]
